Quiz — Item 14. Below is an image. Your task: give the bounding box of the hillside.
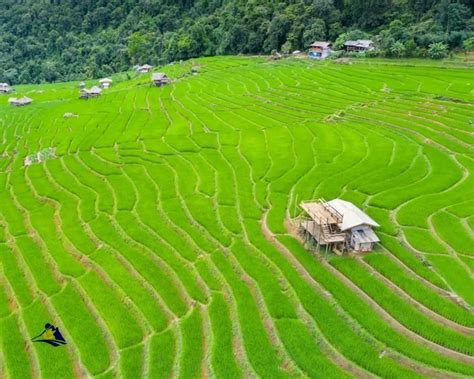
[0,56,473,377]
[0,0,472,84]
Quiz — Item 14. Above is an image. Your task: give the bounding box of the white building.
[0,83,12,93]
[99,78,113,89]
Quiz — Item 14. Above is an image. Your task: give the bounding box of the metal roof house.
[8,96,32,106]
[99,78,112,89]
[344,40,374,52]
[0,83,12,93]
[308,41,332,59]
[137,64,153,73]
[79,86,101,99]
[299,198,379,254]
[151,73,170,86]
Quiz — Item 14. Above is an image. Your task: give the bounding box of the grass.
[1,56,473,377]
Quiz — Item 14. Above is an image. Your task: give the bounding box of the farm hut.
[308,41,332,59]
[8,96,32,107]
[79,89,89,99]
[137,64,153,73]
[152,73,170,86]
[299,198,379,254]
[0,83,12,93]
[78,81,86,89]
[79,86,101,99]
[99,78,112,89]
[344,40,374,52]
[89,86,101,96]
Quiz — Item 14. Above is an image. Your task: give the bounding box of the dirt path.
[358,258,474,336]
[265,215,474,369]
[261,215,375,379]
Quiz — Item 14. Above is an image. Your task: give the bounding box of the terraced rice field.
[0,56,473,378]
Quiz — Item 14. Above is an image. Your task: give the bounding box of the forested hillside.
[0,0,472,83]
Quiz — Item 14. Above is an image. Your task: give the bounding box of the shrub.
[428,42,448,59]
[463,37,474,51]
[390,41,406,57]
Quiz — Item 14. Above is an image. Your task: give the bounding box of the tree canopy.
[0,0,472,84]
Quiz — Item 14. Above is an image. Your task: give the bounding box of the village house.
[136,64,153,73]
[0,83,12,93]
[79,86,101,99]
[151,73,170,86]
[99,78,113,89]
[344,40,375,52]
[308,41,332,59]
[299,198,379,254]
[8,96,32,106]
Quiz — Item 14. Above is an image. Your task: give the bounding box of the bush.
[390,41,406,57]
[463,37,474,51]
[428,42,448,59]
[327,50,344,59]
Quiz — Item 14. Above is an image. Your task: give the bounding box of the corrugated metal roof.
[152,73,168,80]
[344,40,374,48]
[327,199,379,231]
[309,41,331,48]
[352,227,379,243]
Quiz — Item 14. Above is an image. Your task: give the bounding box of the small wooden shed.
[137,64,153,73]
[8,96,32,106]
[151,73,170,86]
[79,86,101,99]
[344,40,374,52]
[99,78,112,89]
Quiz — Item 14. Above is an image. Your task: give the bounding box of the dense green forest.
[0,0,472,84]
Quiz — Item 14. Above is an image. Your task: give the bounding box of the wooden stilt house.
[299,198,379,254]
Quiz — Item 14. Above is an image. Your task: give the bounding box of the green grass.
[1,56,473,377]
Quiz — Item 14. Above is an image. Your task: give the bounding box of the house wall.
[308,48,331,59]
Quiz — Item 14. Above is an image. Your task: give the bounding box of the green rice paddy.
[0,56,473,378]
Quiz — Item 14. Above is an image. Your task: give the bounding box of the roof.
[352,227,380,243]
[8,96,32,104]
[152,73,168,81]
[140,64,152,69]
[309,41,331,48]
[0,83,10,87]
[89,86,101,94]
[300,201,342,225]
[99,78,112,83]
[326,199,379,231]
[344,40,374,48]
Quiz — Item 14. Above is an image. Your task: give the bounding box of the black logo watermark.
[31,323,66,347]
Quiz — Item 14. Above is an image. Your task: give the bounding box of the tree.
[436,0,471,33]
[428,42,448,58]
[127,32,148,64]
[281,40,292,54]
[302,19,326,46]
